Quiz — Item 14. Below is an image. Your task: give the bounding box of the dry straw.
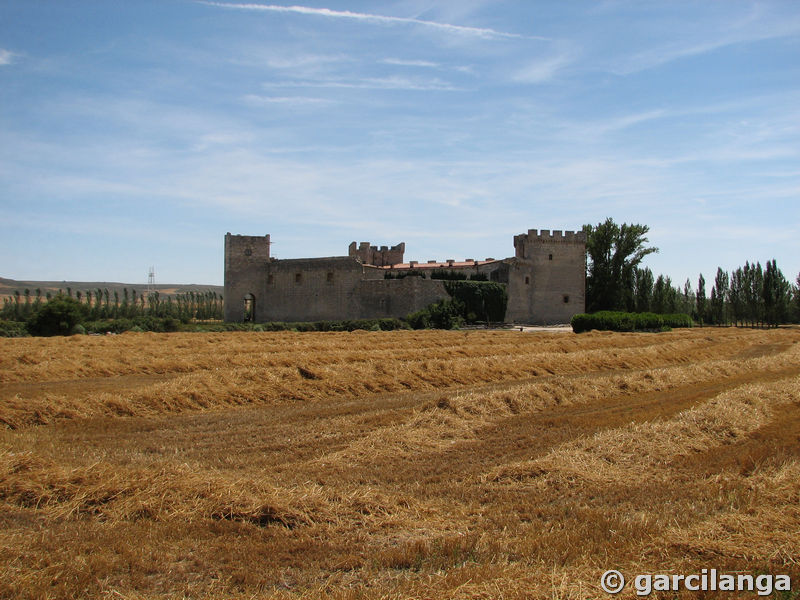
[1,327,799,598]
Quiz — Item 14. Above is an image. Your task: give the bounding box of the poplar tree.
[583,218,658,312]
[795,274,800,322]
[763,259,789,327]
[652,275,668,314]
[633,267,653,312]
[695,274,706,324]
[708,287,718,325]
[96,288,104,318]
[681,279,693,315]
[729,268,743,326]
[712,268,729,325]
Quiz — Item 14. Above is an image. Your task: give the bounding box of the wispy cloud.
[512,52,574,84]
[199,2,540,40]
[0,49,15,66]
[264,76,464,91]
[381,58,440,68]
[610,14,800,75]
[380,58,474,75]
[242,94,336,107]
[259,53,350,70]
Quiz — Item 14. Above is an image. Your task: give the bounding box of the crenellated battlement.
[513,228,586,260]
[515,229,586,244]
[348,241,405,266]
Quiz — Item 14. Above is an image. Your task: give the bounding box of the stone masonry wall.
[225,229,585,325]
[506,229,586,324]
[224,233,271,322]
[358,277,448,318]
[348,241,406,266]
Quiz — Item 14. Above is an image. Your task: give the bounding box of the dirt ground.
[1,327,799,599]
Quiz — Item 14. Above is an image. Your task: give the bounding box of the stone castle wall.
[224,229,586,324]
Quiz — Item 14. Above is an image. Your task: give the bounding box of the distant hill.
[0,277,223,300]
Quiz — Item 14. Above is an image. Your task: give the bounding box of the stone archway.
[243,293,255,322]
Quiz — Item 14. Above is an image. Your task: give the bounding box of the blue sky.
[1,1,798,287]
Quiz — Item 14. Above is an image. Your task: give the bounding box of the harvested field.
[1,327,799,599]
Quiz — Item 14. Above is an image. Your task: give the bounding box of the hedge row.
[1,314,410,337]
[571,311,693,333]
[0,320,28,337]
[384,270,488,281]
[245,318,409,332]
[82,316,182,334]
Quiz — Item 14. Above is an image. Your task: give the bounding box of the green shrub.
[379,318,408,331]
[81,316,185,334]
[84,319,132,334]
[70,324,86,335]
[661,313,694,328]
[253,318,409,332]
[407,299,465,330]
[384,270,426,279]
[0,321,29,337]
[430,270,468,281]
[27,294,89,336]
[405,281,508,330]
[443,281,508,324]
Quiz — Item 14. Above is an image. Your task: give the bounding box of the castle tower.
[506,229,586,324]
[224,233,271,322]
[348,241,405,266]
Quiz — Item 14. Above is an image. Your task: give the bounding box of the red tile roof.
[379,259,500,270]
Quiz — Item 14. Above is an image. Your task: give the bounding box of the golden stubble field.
[1,327,799,599]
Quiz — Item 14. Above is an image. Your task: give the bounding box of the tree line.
[1,287,223,322]
[585,218,798,326]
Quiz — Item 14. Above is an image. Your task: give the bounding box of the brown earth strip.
[394,364,800,487]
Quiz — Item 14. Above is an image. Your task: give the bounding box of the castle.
[224,229,586,325]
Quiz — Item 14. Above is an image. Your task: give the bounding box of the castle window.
[267,274,274,285]
[548,254,553,261]
[295,273,302,284]
[563,295,570,304]
[524,276,530,285]
[326,272,334,283]
[244,248,252,257]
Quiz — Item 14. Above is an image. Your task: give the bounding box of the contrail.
[198,2,544,40]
